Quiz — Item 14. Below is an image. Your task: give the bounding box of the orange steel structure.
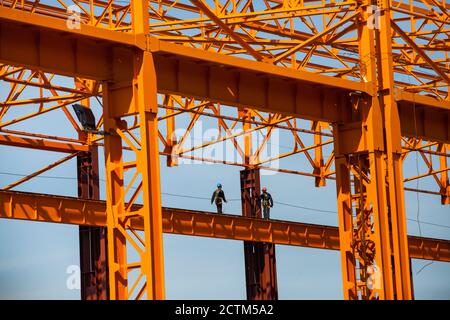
[0,0,449,300]
[1,190,449,262]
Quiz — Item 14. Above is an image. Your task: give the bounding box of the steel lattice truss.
[1,0,448,95]
[0,67,446,197]
[0,0,449,300]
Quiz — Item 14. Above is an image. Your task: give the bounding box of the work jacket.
[260,192,273,208]
[211,189,227,205]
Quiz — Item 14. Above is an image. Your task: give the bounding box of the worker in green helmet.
[260,187,273,219]
[211,183,227,214]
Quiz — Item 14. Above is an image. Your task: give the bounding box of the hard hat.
[217,183,222,188]
[262,187,267,192]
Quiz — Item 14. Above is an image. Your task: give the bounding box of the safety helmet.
[217,183,222,188]
[262,187,267,192]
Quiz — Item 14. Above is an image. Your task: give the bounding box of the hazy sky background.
[0,98,449,299]
[1,0,449,300]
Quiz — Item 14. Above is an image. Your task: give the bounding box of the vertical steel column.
[439,143,449,205]
[103,51,165,299]
[240,168,278,300]
[334,134,394,300]
[133,0,165,297]
[409,258,415,300]
[240,168,261,219]
[137,53,166,299]
[376,0,412,299]
[334,153,357,299]
[164,95,177,167]
[333,0,412,299]
[103,84,127,299]
[102,0,165,299]
[334,2,394,298]
[78,147,109,300]
[313,121,326,187]
[445,87,450,205]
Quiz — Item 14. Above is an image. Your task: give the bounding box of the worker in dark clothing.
[260,187,273,219]
[211,183,227,214]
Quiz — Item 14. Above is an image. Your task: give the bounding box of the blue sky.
[0,115,449,299]
[1,0,449,299]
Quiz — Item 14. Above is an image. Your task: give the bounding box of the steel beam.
[0,134,88,153]
[0,7,448,143]
[0,190,449,263]
[0,7,139,80]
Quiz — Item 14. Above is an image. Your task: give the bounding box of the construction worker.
[260,187,273,219]
[211,183,227,214]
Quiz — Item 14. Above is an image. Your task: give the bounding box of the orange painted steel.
[0,134,88,153]
[0,8,448,143]
[240,168,278,300]
[77,148,108,300]
[0,190,449,263]
[0,1,449,301]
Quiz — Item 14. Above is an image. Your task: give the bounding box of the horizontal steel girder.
[0,190,448,263]
[0,134,88,153]
[0,7,448,143]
